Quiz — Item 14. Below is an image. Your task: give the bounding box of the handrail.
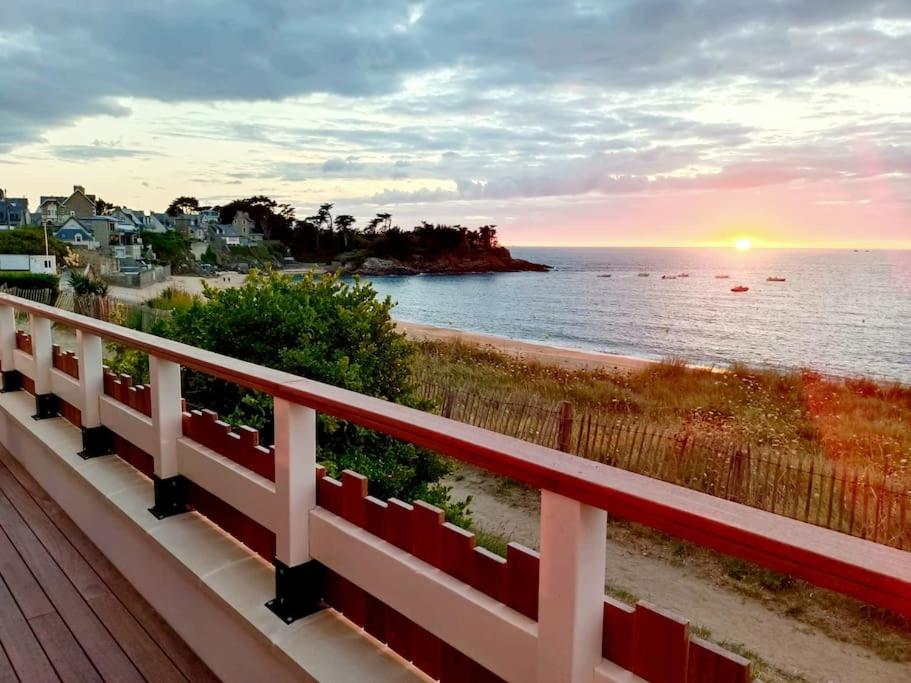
[2,293,909,618]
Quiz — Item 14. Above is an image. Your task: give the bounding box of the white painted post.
[149,356,182,478]
[536,490,607,683]
[0,305,14,373]
[273,398,316,567]
[77,331,103,427]
[30,313,53,395]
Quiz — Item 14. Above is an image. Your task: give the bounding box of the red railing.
[1,293,909,683]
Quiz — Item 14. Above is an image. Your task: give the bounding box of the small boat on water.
[715,274,730,279]
[661,275,676,280]
[638,272,650,277]
[677,273,690,278]
[598,273,612,278]
[766,276,786,282]
[731,285,749,293]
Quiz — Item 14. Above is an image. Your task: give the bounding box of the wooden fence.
[417,382,911,551]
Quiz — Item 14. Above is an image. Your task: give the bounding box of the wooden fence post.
[76,331,113,458]
[557,400,574,452]
[148,356,187,519]
[30,313,57,419]
[267,397,322,623]
[537,490,607,681]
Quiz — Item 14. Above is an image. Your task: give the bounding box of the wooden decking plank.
[0,490,144,683]
[0,637,18,683]
[0,466,106,600]
[0,462,189,683]
[28,613,101,683]
[0,575,58,682]
[0,453,218,683]
[0,528,54,620]
[0,528,99,682]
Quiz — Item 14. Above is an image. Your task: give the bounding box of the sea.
[359,248,911,384]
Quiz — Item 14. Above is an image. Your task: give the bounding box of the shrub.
[0,272,60,297]
[0,228,69,260]
[147,287,197,312]
[69,270,109,296]
[163,270,457,506]
[142,231,195,273]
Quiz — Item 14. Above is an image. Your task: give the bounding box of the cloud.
[51,144,150,160]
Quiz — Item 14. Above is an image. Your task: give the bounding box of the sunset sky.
[2,1,910,248]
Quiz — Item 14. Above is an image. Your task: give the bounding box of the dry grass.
[413,340,911,477]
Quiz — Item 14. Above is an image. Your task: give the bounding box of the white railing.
[0,293,908,683]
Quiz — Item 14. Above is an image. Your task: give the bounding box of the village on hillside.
[0,185,541,294]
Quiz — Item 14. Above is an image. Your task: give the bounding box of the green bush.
[142,231,195,273]
[0,228,68,260]
[69,270,109,296]
[0,272,60,297]
[162,270,459,508]
[147,287,197,312]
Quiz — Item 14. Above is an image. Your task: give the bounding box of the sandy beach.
[397,321,653,373]
[108,273,654,374]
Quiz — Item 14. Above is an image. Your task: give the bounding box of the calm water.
[360,248,911,383]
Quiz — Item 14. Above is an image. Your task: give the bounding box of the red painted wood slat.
[687,638,751,683]
[505,543,539,620]
[632,601,689,683]
[470,547,507,603]
[602,596,635,669]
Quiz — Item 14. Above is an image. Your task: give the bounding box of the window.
[75,234,82,243]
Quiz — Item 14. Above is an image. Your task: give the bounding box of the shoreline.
[396,320,655,373]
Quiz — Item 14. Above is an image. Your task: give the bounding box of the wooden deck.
[0,451,219,682]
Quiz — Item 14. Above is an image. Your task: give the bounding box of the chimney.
[73,185,85,194]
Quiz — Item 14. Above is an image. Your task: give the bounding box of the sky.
[1,1,910,248]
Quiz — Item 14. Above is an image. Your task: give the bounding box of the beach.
[397,321,652,373]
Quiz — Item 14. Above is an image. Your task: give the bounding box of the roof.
[216,224,241,237]
[54,224,93,240]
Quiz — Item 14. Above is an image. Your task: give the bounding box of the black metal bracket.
[265,559,325,624]
[78,425,115,459]
[148,475,189,520]
[32,393,60,421]
[1,370,23,393]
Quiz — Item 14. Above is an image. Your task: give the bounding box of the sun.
[735,238,752,251]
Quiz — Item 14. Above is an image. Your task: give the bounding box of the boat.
[638,272,650,277]
[677,273,690,278]
[598,273,612,278]
[661,275,676,280]
[731,285,749,293]
[715,274,730,279]
[766,277,786,282]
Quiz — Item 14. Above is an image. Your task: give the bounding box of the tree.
[166,196,199,216]
[334,214,356,249]
[94,198,113,215]
[318,203,334,236]
[376,212,392,232]
[219,196,295,242]
[164,271,454,503]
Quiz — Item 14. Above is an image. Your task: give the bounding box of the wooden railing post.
[148,356,187,519]
[76,331,113,458]
[537,490,607,682]
[267,397,321,623]
[30,313,58,419]
[0,304,20,392]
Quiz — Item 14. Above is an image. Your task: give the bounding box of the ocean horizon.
[361,246,911,384]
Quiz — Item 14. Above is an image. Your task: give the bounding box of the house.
[55,215,142,261]
[54,218,99,249]
[0,190,30,228]
[153,212,175,231]
[197,208,221,225]
[213,224,242,246]
[38,185,96,225]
